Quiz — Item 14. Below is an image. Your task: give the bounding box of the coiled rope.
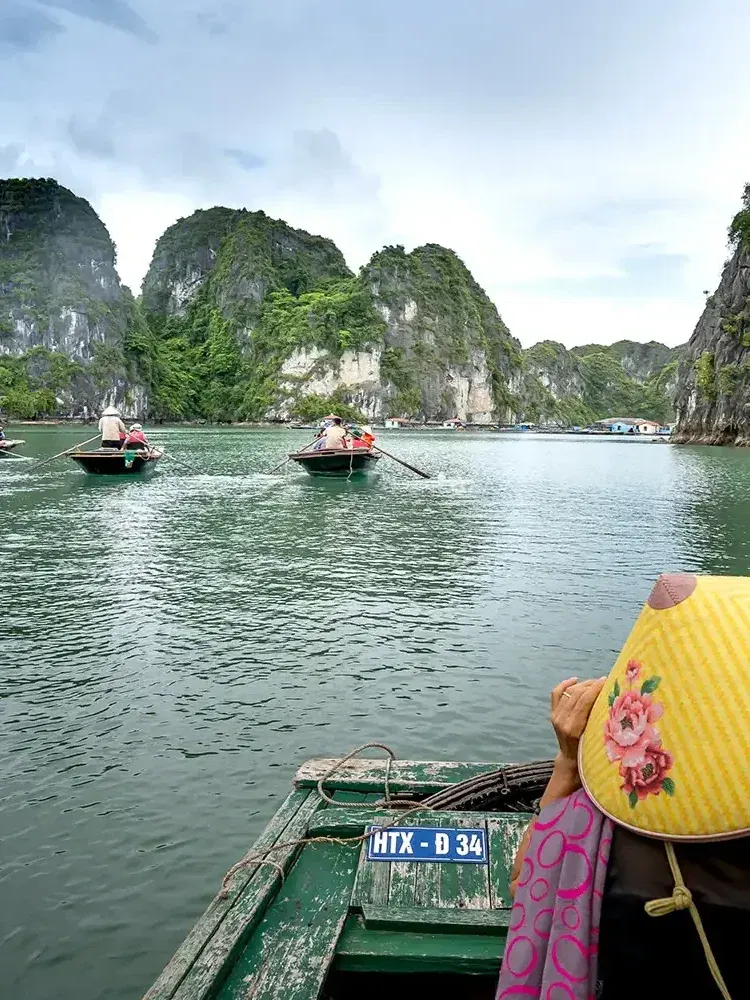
[219,743,553,898]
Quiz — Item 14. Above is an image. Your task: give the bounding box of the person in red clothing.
[350,424,376,448]
[125,423,150,450]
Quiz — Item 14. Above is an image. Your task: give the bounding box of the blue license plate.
[366,825,488,863]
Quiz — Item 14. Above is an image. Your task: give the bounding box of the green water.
[3,426,750,999]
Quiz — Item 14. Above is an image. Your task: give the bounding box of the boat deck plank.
[488,816,529,909]
[169,793,323,1000]
[360,904,511,934]
[145,789,315,1000]
[385,816,438,908]
[433,815,490,910]
[214,792,366,1000]
[333,916,503,975]
[351,832,390,907]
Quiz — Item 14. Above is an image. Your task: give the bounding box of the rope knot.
[645,884,693,917]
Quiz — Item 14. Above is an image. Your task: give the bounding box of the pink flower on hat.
[602,666,675,806]
[604,689,663,767]
[620,745,674,801]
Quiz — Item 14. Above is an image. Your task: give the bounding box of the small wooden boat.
[68,447,163,477]
[289,447,380,477]
[0,439,24,455]
[144,755,548,1000]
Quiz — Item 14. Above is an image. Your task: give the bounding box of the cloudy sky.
[2,0,749,347]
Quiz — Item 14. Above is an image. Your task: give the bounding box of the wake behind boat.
[0,439,24,455]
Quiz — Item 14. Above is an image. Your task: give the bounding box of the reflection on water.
[2,428,750,1000]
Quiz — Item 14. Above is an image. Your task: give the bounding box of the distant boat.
[0,439,24,455]
[289,447,380,477]
[68,447,163,477]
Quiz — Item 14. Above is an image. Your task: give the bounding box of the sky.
[1,0,750,348]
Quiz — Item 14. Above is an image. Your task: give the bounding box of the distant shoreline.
[5,418,673,440]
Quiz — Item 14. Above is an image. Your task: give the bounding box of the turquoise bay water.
[2,427,750,999]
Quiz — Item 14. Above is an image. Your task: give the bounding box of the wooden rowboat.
[289,447,380,477]
[144,756,547,1000]
[0,439,24,455]
[68,447,163,477]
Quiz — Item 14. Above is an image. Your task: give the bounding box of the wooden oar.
[349,430,432,479]
[157,449,195,473]
[371,443,431,479]
[262,434,320,475]
[27,434,101,472]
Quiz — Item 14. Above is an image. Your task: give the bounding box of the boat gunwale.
[68,450,163,476]
[287,448,380,461]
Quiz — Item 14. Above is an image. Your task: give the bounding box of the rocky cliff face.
[141,207,243,318]
[0,178,147,418]
[517,340,682,426]
[142,209,522,423]
[1,179,686,427]
[364,244,520,423]
[673,191,750,444]
[142,208,350,327]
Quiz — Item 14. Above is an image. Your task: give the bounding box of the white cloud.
[1,0,749,346]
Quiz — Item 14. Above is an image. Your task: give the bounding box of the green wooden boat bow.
[144,756,550,1000]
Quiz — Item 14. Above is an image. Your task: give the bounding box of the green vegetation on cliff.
[0,348,78,418]
[141,211,384,421]
[1,180,679,427]
[672,182,750,444]
[365,243,521,417]
[729,183,750,251]
[0,178,148,417]
[517,340,682,425]
[139,220,520,423]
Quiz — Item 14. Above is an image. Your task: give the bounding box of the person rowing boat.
[98,405,126,449]
[313,415,350,450]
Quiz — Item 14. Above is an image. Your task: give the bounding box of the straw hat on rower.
[102,405,120,416]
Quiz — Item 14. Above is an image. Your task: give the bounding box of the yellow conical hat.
[579,573,750,841]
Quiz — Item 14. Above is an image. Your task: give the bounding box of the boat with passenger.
[289,415,380,477]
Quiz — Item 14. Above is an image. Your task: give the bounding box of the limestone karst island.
[5,176,750,443]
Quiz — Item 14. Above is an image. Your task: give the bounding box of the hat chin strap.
[646,841,732,1000]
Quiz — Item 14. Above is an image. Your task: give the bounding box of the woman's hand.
[550,676,607,765]
[510,675,607,897]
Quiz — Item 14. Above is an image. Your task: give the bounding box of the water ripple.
[2,429,750,999]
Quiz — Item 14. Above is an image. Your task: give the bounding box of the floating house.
[593,417,662,435]
[384,417,411,429]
